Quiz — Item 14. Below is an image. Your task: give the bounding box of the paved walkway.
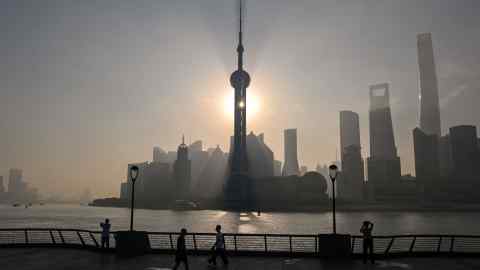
[1,248,480,270]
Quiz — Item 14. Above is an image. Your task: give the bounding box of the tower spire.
[237,0,244,70]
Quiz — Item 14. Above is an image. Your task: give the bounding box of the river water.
[1,204,479,235]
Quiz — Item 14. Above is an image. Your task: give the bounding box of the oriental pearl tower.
[225,0,253,210]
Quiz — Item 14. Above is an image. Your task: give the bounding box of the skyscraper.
[413,127,439,197]
[229,0,250,175]
[282,129,300,176]
[368,83,398,159]
[174,136,191,200]
[153,146,168,163]
[367,83,401,199]
[449,125,479,179]
[225,0,254,210]
[340,111,361,151]
[8,168,23,194]
[339,111,365,201]
[417,33,441,136]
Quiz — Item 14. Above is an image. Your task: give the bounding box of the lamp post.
[329,164,339,234]
[129,165,139,231]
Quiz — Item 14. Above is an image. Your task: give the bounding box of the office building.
[282,129,300,176]
[417,33,441,136]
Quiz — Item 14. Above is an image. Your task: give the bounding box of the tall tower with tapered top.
[230,0,250,174]
[225,0,253,210]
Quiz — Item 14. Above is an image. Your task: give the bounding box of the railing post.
[351,237,356,253]
[437,237,442,253]
[289,236,293,255]
[90,232,99,248]
[409,237,416,253]
[385,237,395,256]
[450,237,455,253]
[234,235,237,252]
[192,234,197,251]
[24,229,28,244]
[315,235,318,254]
[58,230,65,244]
[169,234,174,250]
[77,232,86,247]
[264,234,268,253]
[49,230,56,244]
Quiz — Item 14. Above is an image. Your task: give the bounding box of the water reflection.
[1,204,480,235]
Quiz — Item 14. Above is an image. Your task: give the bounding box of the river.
[1,204,479,235]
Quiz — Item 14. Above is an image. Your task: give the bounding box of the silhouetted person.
[173,228,189,270]
[100,218,111,249]
[360,220,374,264]
[208,225,228,266]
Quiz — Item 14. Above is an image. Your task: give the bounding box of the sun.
[223,89,261,120]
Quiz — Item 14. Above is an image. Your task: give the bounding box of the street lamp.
[329,164,339,234]
[129,165,139,231]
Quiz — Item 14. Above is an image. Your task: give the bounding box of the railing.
[1,228,480,257]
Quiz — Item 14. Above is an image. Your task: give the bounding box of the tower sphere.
[230,70,251,89]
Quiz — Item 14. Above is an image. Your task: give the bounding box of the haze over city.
[1,0,480,199]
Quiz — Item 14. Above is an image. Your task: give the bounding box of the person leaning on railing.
[360,220,374,264]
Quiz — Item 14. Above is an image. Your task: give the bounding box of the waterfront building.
[282,129,300,176]
[173,136,191,200]
[246,132,274,179]
[8,168,23,194]
[413,127,440,199]
[367,83,402,200]
[339,111,365,201]
[417,33,441,137]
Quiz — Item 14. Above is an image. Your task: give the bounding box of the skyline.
[1,0,480,198]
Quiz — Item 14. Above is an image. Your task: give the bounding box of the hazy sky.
[1,0,479,198]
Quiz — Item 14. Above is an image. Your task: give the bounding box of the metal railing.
[1,228,480,257]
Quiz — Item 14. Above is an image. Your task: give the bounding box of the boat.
[171,200,198,211]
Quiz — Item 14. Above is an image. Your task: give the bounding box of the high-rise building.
[189,140,203,153]
[449,125,479,179]
[153,146,168,163]
[273,160,282,176]
[173,136,191,200]
[282,129,300,176]
[188,141,209,187]
[368,83,398,159]
[339,111,365,201]
[413,127,440,196]
[438,135,453,177]
[340,111,361,151]
[246,132,274,179]
[367,83,401,199]
[8,168,23,194]
[417,33,441,136]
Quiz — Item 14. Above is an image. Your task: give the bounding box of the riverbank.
[89,198,480,213]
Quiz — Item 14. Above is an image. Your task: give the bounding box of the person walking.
[173,228,189,270]
[100,218,111,249]
[360,220,374,264]
[208,225,229,266]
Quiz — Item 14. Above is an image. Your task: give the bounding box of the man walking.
[173,228,189,270]
[100,218,111,249]
[360,220,374,264]
[208,224,229,266]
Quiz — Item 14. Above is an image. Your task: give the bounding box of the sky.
[1,0,479,198]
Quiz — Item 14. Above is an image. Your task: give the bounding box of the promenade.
[2,248,480,270]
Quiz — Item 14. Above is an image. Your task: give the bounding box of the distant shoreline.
[88,200,480,213]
